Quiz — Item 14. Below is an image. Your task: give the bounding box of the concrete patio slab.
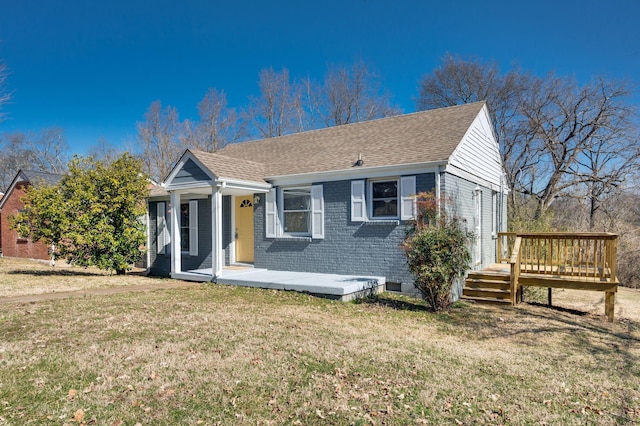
[185,267,385,301]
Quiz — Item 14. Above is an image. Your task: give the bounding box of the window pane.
[284,212,310,233]
[283,190,310,211]
[372,181,397,199]
[180,228,190,251]
[181,203,189,227]
[372,200,398,217]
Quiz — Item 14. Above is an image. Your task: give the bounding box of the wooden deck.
[463,232,619,321]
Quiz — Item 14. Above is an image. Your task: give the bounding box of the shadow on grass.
[355,294,432,312]
[525,301,590,317]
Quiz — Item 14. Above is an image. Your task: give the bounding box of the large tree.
[11,153,148,275]
[190,88,244,152]
[314,60,401,126]
[246,67,303,138]
[417,55,639,221]
[136,100,184,182]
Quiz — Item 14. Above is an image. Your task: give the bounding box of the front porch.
[173,267,386,302]
[463,232,620,321]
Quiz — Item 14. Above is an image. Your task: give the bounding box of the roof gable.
[448,104,503,187]
[163,150,268,190]
[0,170,63,211]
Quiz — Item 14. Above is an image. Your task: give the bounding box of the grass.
[0,258,639,424]
[0,257,157,298]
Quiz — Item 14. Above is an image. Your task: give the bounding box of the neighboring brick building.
[0,170,62,261]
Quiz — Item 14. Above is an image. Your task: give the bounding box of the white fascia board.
[163,150,217,187]
[267,161,445,186]
[480,103,499,145]
[444,164,506,192]
[166,179,270,195]
[0,170,29,211]
[164,181,220,192]
[220,178,272,193]
[147,195,171,201]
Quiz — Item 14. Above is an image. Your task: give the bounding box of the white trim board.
[268,162,442,186]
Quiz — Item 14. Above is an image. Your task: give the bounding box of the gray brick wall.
[254,173,435,287]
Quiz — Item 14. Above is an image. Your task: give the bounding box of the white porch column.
[170,191,182,275]
[211,187,223,277]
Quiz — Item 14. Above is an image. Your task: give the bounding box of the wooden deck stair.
[462,271,512,305]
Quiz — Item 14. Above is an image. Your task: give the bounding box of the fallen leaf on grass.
[68,389,77,400]
[73,408,85,422]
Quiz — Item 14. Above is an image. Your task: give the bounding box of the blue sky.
[1,0,639,154]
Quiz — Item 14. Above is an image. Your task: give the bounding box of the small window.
[370,180,398,218]
[180,203,190,252]
[282,187,311,234]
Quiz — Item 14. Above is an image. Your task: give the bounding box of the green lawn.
[0,260,639,424]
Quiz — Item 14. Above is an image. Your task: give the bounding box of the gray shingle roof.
[179,102,485,183]
[190,151,267,183]
[21,170,63,188]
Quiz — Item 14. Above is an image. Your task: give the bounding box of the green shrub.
[402,192,472,311]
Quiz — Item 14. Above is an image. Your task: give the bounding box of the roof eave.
[266,160,448,186]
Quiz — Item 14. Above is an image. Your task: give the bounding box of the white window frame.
[156,202,170,255]
[280,186,312,236]
[267,185,324,239]
[179,200,199,256]
[368,178,400,220]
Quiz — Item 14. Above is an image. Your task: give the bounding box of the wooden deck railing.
[498,232,619,320]
[516,233,618,280]
[497,232,517,263]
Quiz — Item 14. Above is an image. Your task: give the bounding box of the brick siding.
[0,183,51,260]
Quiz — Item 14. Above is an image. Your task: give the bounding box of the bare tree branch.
[135,101,184,182]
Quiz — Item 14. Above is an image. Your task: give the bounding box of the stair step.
[464,279,511,290]
[467,272,510,281]
[461,295,512,305]
[463,288,511,299]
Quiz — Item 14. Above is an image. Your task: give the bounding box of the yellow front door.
[235,197,254,263]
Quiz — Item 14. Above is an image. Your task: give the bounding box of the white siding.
[448,106,503,188]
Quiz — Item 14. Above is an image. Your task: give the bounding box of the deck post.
[605,292,615,322]
[547,288,552,307]
[509,237,522,306]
